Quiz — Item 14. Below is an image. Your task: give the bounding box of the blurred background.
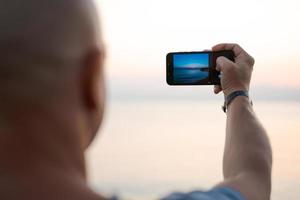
[86,0,300,199]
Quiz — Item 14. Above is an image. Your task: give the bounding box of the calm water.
[174,68,209,84]
[87,100,300,200]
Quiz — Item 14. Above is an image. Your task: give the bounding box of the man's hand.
[212,43,255,97]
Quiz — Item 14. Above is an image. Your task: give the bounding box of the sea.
[173,68,208,84]
[87,100,300,200]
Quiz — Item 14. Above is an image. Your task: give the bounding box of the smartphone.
[166,50,235,85]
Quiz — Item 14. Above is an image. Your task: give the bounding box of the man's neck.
[0,106,92,199]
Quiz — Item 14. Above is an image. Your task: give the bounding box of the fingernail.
[213,88,218,94]
[216,57,225,65]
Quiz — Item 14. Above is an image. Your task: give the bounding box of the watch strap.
[222,90,250,113]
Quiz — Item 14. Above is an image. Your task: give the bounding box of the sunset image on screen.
[173,53,209,84]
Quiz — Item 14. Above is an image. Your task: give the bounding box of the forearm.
[223,96,272,180]
[212,43,272,199]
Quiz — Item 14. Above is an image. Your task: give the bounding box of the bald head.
[0,1,105,194]
[0,0,101,56]
[0,0,104,111]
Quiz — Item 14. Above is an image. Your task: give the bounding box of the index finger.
[212,43,247,59]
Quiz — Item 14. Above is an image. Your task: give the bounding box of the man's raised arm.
[213,44,272,200]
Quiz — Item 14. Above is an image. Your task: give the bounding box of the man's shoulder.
[160,187,245,200]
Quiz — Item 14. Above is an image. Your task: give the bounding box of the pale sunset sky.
[94,0,300,98]
[88,1,300,199]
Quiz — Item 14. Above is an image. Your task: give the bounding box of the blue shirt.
[161,187,245,200]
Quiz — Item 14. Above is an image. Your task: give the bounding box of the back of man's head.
[0,0,102,110]
[0,2,105,198]
[0,0,105,147]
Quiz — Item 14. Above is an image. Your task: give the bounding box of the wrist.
[223,86,249,98]
[222,90,252,113]
[223,82,249,98]
[227,95,252,112]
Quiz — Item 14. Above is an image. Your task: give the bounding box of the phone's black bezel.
[166,50,234,86]
[166,52,174,85]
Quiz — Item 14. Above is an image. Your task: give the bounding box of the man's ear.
[80,47,105,148]
[80,48,102,110]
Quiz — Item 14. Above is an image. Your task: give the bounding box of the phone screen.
[167,50,234,85]
[173,53,210,84]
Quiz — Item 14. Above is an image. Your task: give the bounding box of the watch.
[222,90,252,113]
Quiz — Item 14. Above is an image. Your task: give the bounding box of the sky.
[94,0,300,100]
[173,54,209,69]
[88,1,300,198]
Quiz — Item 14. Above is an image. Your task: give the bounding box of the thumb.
[216,56,235,72]
[216,57,226,71]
